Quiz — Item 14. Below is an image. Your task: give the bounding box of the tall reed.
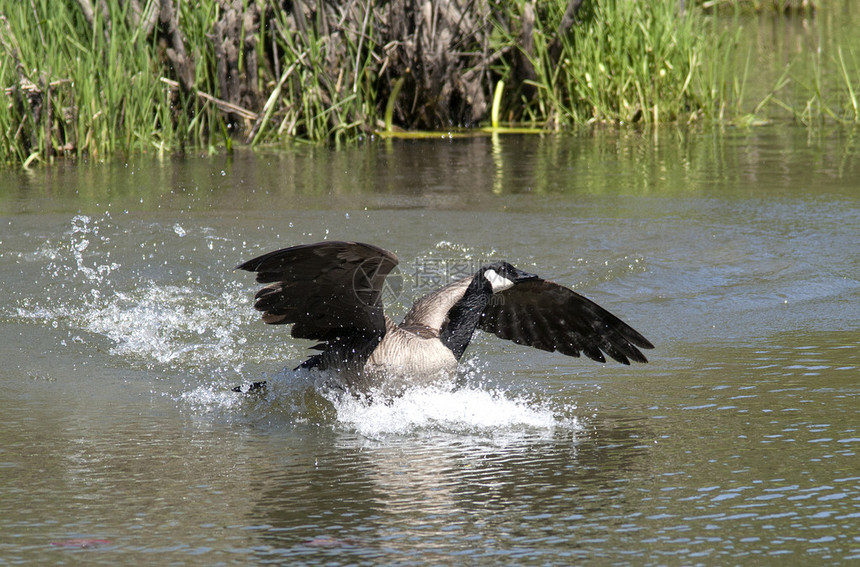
[499,0,745,125]
[0,0,857,167]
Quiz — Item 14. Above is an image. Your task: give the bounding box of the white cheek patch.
[484,269,515,293]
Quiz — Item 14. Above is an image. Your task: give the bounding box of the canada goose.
[233,241,653,394]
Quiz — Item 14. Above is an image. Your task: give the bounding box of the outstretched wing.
[236,241,399,341]
[479,279,654,364]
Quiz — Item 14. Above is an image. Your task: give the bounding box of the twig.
[159,0,194,91]
[75,0,95,28]
[159,77,258,120]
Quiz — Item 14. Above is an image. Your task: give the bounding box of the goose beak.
[514,268,539,282]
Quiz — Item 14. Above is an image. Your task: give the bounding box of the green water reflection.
[2,123,858,219]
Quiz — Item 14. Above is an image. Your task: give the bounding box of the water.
[1,124,858,564]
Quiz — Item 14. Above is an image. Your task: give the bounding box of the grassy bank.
[0,0,855,167]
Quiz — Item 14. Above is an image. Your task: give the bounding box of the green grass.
[789,46,860,125]
[0,0,858,167]
[539,0,713,124]
[0,0,229,165]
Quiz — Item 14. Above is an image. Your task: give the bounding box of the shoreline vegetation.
[0,0,853,167]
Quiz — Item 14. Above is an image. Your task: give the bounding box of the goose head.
[477,261,539,294]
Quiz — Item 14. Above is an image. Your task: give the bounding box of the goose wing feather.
[236,241,399,341]
[479,279,654,364]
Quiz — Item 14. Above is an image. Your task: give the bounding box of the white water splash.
[68,214,121,284]
[330,383,574,438]
[179,366,581,438]
[179,369,328,424]
[80,283,248,367]
[14,214,254,372]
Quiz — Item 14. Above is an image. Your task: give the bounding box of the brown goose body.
[235,241,653,394]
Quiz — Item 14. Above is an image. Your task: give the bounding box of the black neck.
[440,280,491,360]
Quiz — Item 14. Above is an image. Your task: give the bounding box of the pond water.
[1,124,858,564]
